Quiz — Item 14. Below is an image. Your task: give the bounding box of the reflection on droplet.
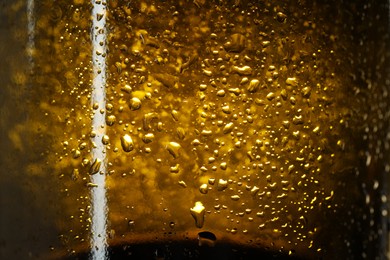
[190,201,205,228]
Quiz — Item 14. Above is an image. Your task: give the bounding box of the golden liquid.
[0,0,389,259]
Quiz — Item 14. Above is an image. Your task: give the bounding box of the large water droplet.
[121,134,134,152]
[190,201,205,228]
[167,142,181,159]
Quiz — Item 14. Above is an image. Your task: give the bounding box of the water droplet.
[176,127,186,140]
[178,180,187,188]
[222,105,231,114]
[217,179,228,191]
[171,110,179,121]
[216,89,226,97]
[301,86,311,98]
[247,79,260,93]
[167,142,181,159]
[106,115,116,126]
[170,164,180,173]
[231,195,240,201]
[102,135,109,145]
[121,134,134,152]
[129,97,141,110]
[251,186,260,196]
[286,77,298,86]
[190,201,205,228]
[73,149,81,159]
[198,231,217,247]
[121,84,132,93]
[223,122,234,134]
[199,184,208,194]
[232,65,252,75]
[224,33,246,53]
[89,158,101,175]
[228,88,241,96]
[276,12,287,23]
[71,168,79,181]
[266,92,275,100]
[142,133,155,143]
[220,162,227,170]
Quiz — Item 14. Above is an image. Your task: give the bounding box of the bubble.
[190,201,205,228]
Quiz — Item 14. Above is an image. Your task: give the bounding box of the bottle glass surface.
[1,0,390,259]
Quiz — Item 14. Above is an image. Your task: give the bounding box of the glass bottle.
[0,0,389,259]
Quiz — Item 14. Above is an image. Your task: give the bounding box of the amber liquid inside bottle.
[1,0,389,259]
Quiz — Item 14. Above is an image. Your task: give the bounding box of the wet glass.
[1,0,390,259]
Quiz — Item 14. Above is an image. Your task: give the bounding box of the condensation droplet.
[167,142,182,158]
[199,184,208,194]
[247,79,260,93]
[190,201,205,228]
[121,134,134,152]
[89,158,101,175]
[129,97,142,110]
[217,179,228,191]
[223,122,234,134]
[102,135,109,145]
